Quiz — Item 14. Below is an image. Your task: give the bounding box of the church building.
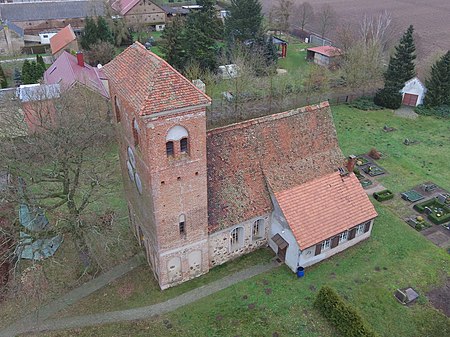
[103,43,377,290]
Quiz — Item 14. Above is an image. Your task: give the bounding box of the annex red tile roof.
[275,171,377,249]
[207,102,345,232]
[102,42,211,115]
[307,46,342,58]
[44,51,109,98]
[50,24,76,55]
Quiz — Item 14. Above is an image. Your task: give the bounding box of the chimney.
[346,155,357,173]
[76,51,84,67]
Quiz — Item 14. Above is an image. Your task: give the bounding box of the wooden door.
[402,93,418,106]
[278,246,287,262]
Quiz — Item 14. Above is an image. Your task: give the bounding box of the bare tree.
[85,41,116,66]
[0,86,115,264]
[291,2,314,32]
[359,11,395,51]
[271,0,295,34]
[317,4,337,39]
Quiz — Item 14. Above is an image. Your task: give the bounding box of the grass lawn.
[277,40,309,74]
[33,105,450,337]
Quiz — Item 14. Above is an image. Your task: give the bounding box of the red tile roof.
[274,171,377,249]
[102,42,211,115]
[112,0,140,15]
[44,51,109,98]
[307,46,342,57]
[207,102,344,232]
[50,24,76,55]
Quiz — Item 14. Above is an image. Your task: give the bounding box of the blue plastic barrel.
[296,266,305,278]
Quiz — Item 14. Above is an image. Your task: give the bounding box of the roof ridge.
[207,101,330,136]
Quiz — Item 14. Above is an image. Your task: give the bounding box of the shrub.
[314,286,379,337]
[373,190,394,202]
[415,105,450,119]
[368,148,381,160]
[413,198,441,213]
[373,88,402,109]
[349,97,383,111]
[429,211,450,225]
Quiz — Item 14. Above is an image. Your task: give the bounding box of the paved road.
[0,255,143,337]
[2,261,278,336]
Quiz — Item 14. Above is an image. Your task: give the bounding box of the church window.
[114,96,121,122]
[166,141,174,157]
[180,137,188,154]
[135,172,143,194]
[179,214,186,236]
[252,219,264,241]
[132,118,139,147]
[230,227,243,251]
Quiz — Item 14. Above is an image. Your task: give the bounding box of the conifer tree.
[0,64,7,88]
[424,51,450,107]
[225,0,263,42]
[22,60,32,84]
[96,16,115,45]
[13,67,22,87]
[374,25,416,109]
[80,17,99,50]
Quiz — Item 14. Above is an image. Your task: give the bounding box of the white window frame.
[339,231,348,243]
[321,239,331,251]
[230,227,243,251]
[356,224,365,236]
[252,219,264,241]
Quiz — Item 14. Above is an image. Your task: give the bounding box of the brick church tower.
[103,43,211,289]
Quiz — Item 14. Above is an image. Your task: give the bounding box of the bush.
[413,198,441,213]
[429,211,450,225]
[368,148,381,160]
[373,89,402,109]
[349,97,384,111]
[415,105,450,118]
[314,286,379,337]
[373,190,394,202]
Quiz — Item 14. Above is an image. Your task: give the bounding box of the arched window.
[166,125,189,157]
[180,137,188,154]
[179,214,186,236]
[114,96,121,122]
[166,141,174,157]
[132,118,139,147]
[252,219,264,241]
[230,227,244,251]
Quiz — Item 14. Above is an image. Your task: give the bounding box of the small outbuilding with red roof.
[50,25,79,58]
[307,45,343,68]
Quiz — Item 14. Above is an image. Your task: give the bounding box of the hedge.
[314,286,379,337]
[413,198,439,213]
[373,190,394,202]
[429,211,450,225]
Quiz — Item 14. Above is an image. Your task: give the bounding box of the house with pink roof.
[44,51,109,99]
[112,0,166,31]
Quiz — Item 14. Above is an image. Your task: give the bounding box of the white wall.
[401,77,426,106]
[298,219,374,268]
[39,32,57,45]
[269,216,300,272]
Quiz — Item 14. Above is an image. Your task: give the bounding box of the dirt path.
[3,261,278,336]
[0,255,143,337]
[394,106,418,119]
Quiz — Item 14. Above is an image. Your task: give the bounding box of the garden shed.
[306,46,342,68]
[400,77,426,106]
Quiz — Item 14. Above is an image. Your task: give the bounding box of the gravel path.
[0,255,143,337]
[394,106,418,119]
[3,261,278,336]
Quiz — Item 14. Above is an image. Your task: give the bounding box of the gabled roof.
[50,25,77,55]
[402,76,426,92]
[274,171,377,249]
[103,42,211,115]
[207,102,344,232]
[307,46,342,57]
[0,1,105,22]
[44,51,109,98]
[0,20,24,37]
[112,0,164,16]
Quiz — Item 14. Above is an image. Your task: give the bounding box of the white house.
[269,171,377,272]
[400,77,426,106]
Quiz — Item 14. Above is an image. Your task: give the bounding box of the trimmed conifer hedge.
[314,286,379,337]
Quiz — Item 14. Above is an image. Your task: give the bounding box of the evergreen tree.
[80,17,99,50]
[159,17,188,71]
[0,64,7,88]
[424,51,450,107]
[22,60,32,84]
[36,54,46,79]
[13,67,22,87]
[374,25,416,109]
[96,16,114,45]
[225,0,263,42]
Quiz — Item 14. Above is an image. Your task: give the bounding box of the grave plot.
[361,164,386,177]
[413,196,450,225]
[401,190,425,202]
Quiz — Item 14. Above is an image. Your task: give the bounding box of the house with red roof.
[103,42,377,289]
[112,0,166,31]
[44,51,109,99]
[50,25,79,58]
[307,45,343,68]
